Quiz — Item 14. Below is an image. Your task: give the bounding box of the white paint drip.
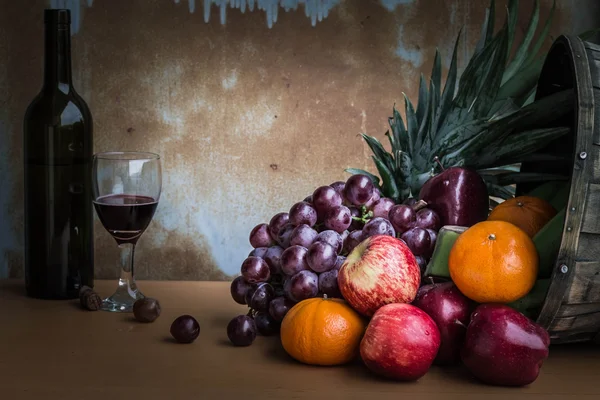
[395,25,423,68]
[379,0,414,12]
[50,0,428,31]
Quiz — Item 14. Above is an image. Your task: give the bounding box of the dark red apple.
[461,304,551,386]
[412,282,474,365]
[360,303,441,381]
[418,167,488,227]
[338,235,420,317]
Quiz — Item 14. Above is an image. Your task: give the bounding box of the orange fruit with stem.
[448,220,539,304]
[487,195,557,238]
[280,296,366,366]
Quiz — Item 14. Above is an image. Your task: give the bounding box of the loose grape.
[227,315,256,346]
[170,315,200,344]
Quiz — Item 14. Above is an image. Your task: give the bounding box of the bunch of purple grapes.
[226,174,441,346]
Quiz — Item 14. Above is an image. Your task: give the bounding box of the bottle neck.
[43,23,72,90]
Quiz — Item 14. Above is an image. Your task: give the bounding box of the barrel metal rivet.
[567,226,572,232]
[571,207,576,212]
[560,264,569,274]
[579,151,587,160]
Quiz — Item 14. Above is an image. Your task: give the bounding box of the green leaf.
[474,0,496,56]
[415,80,434,159]
[434,30,461,134]
[497,57,544,102]
[522,0,556,69]
[502,0,540,85]
[344,168,381,188]
[372,157,401,202]
[390,106,411,154]
[404,93,419,156]
[419,80,439,161]
[506,0,519,52]
[361,134,395,172]
[431,49,442,107]
[416,74,428,125]
[384,130,396,155]
[485,182,516,199]
[395,150,413,194]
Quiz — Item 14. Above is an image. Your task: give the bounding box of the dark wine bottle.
[23,9,94,299]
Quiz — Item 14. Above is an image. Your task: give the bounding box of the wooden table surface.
[1,280,600,400]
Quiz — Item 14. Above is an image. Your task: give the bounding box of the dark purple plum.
[306,241,337,272]
[230,276,252,305]
[227,315,256,347]
[276,223,295,248]
[280,245,309,276]
[289,224,318,248]
[286,270,319,302]
[362,217,395,239]
[269,296,295,321]
[312,186,343,216]
[344,174,374,206]
[388,204,416,234]
[401,227,431,257]
[289,201,318,227]
[371,198,395,219]
[249,223,274,248]
[324,205,352,233]
[315,230,343,254]
[416,208,442,231]
[268,212,289,240]
[319,269,341,298]
[241,256,270,283]
[263,246,284,275]
[254,312,280,336]
[343,230,363,254]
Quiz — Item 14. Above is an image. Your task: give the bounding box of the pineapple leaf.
[473,127,570,168]
[395,150,412,194]
[434,30,461,134]
[415,81,434,159]
[502,0,540,85]
[419,80,439,161]
[344,168,381,188]
[403,93,420,159]
[361,134,395,173]
[384,130,396,155]
[390,106,411,154]
[496,57,544,103]
[372,156,401,202]
[416,74,429,125]
[485,182,516,199]
[474,0,496,56]
[431,50,442,106]
[506,0,519,52]
[522,0,556,69]
[482,172,568,186]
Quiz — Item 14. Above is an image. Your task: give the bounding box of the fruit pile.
[226,168,569,387]
[227,174,443,344]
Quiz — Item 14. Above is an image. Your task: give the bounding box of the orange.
[487,195,557,238]
[448,220,538,304]
[280,296,366,366]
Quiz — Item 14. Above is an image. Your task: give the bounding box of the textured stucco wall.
[0,0,597,280]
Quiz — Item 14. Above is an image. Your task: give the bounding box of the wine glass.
[92,151,162,312]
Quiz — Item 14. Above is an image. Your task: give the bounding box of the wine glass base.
[101,283,145,313]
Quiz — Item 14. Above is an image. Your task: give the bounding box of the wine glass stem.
[117,242,139,297]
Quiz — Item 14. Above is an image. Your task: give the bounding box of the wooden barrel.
[518,34,600,344]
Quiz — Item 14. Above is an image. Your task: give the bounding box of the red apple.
[338,235,420,316]
[360,303,441,381]
[412,282,475,365]
[461,304,551,386]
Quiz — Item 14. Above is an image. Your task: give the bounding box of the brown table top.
[1,280,600,399]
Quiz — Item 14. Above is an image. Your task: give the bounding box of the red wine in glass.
[92,151,162,312]
[93,194,158,245]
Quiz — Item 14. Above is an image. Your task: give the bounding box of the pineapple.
[347,0,575,204]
